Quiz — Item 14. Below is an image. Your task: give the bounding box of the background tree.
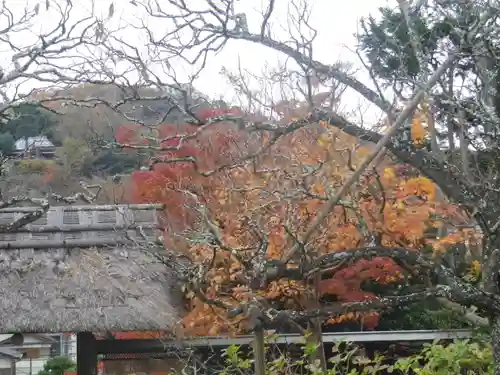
[54,138,94,178]
[1,104,57,144]
[29,83,214,143]
[0,132,14,155]
[357,0,500,156]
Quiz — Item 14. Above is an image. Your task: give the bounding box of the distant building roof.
[0,348,22,360]
[0,336,12,343]
[0,334,57,345]
[14,136,54,151]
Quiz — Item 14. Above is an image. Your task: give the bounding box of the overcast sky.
[187,0,393,95]
[2,0,396,121]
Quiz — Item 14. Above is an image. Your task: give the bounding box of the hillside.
[0,83,221,203]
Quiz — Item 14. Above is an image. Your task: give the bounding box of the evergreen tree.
[0,132,14,155]
[358,0,500,174]
[1,103,57,142]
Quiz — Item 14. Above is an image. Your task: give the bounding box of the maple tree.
[115,99,474,337]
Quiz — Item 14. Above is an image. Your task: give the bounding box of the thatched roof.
[0,204,183,333]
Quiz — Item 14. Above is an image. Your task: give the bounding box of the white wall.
[0,358,12,370]
[66,335,77,363]
[17,337,47,346]
[15,348,51,375]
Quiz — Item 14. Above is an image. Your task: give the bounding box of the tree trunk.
[492,316,500,375]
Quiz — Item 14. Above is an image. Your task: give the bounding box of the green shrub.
[192,335,493,375]
[395,340,492,375]
[17,159,55,174]
[38,356,76,375]
[378,300,471,330]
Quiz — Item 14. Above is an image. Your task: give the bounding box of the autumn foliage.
[116,103,471,336]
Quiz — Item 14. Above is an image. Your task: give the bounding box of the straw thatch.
[0,204,183,333]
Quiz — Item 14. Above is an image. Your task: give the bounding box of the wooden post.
[308,274,327,372]
[253,329,266,375]
[77,332,97,375]
[306,319,328,372]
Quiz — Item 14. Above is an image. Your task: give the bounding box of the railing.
[95,330,474,354]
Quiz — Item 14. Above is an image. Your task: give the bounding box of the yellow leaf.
[383,167,396,180]
[471,260,481,278]
[411,113,428,146]
[317,133,331,147]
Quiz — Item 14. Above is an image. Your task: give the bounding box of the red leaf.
[115,124,142,144]
[197,107,242,122]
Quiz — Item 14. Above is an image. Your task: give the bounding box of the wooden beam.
[0,203,165,213]
[95,330,473,354]
[77,333,97,375]
[5,223,160,233]
[0,237,156,249]
[96,339,183,354]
